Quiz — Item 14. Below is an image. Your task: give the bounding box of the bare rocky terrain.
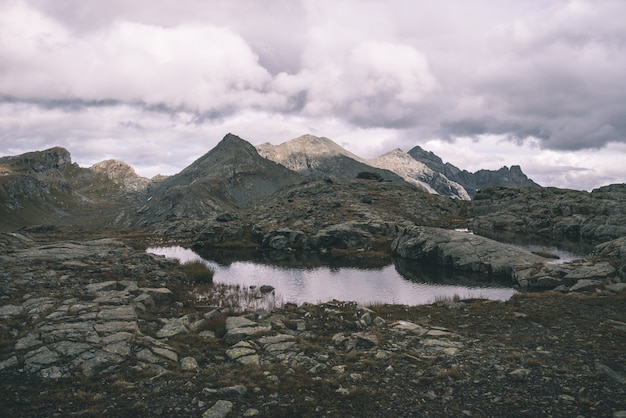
[0,233,625,417]
[1,134,626,416]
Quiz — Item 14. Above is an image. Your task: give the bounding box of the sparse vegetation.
[180,260,215,284]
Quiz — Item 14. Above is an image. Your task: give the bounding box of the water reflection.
[147,246,516,306]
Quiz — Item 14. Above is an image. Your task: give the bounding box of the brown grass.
[180,260,214,284]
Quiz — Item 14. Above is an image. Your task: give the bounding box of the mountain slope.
[367,149,470,200]
[134,133,303,226]
[257,134,407,184]
[408,145,540,197]
[0,147,128,231]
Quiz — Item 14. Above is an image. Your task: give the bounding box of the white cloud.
[1,0,626,190]
[0,2,282,112]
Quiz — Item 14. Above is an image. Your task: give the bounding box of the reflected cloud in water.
[147,246,516,306]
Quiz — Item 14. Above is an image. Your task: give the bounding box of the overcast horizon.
[1,0,625,191]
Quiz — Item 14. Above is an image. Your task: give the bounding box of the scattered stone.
[225,316,257,330]
[224,326,271,345]
[15,333,42,351]
[0,304,23,317]
[226,343,257,361]
[202,400,233,418]
[152,346,179,363]
[156,317,189,338]
[180,356,199,371]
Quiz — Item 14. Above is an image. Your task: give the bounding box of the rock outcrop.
[391,226,546,282]
[91,160,150,191]
[469,185,626,244]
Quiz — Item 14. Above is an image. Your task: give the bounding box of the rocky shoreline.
[1,234,625,417]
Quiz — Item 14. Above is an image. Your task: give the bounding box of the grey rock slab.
[15,333,42,351]
[264,341,297,354]
[258,334,295,345]
[86,281,118,294]
[52,341,91,357]
[93,291,132,305]
[78,355,111,377]
[103,341,131,357]
[0,356,18,371]
[236,354,260,366]
[354,332,379,349]
[136,348,160,364]
[23,297,56,315]
[101,331,134,344]
[0,304,23,317]
[97,305,137,321]
[202,400,233,418]
[38,322,98,343]
[94,321,139,336]
[225,316,257,330]
[392,226,545,279]
[40,366,64,379]
[605,282,626,292]
[156,318,189,338]
[569,279,601,292]
[226,346,257,361]
[180,356,199,371]
[139,288,173,304]
[564,261,616,280]
[152,346,179,362]
[224,326,271,345]
[24,346,60,372]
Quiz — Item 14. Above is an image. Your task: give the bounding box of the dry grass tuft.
[180,260,214,284]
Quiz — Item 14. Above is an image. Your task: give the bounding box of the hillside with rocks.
[0,147,130,232]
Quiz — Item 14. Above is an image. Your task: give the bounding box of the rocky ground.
[1,233,626,417]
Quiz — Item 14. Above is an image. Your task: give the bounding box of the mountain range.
[1,133,539,232]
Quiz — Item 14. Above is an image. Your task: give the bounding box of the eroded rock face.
[391,226,545,281]
[90,160,150,191]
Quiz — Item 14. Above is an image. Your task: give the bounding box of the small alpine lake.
[147,246,518,306]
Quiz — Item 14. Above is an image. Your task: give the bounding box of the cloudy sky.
[1,0,625,190]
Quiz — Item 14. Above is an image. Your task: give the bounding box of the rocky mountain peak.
[0,146,72,174]
[90,160,149,192]
[257,134,363,164]
[257,134,406,183]
[368,149,470,200]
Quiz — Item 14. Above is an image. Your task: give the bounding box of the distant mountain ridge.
[408,145,540,197]
[258,134,537,200]
[0,133,541,232]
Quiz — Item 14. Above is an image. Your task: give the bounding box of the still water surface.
[148,246,517,306]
